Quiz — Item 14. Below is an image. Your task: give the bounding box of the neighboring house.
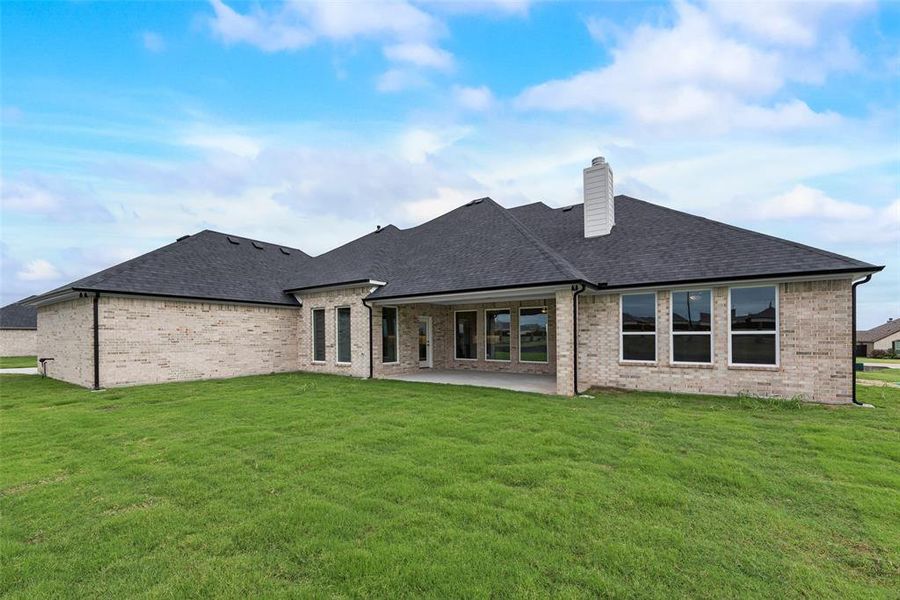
[0,298,38,357]
[856,318,900,357]
[25,158,883,403]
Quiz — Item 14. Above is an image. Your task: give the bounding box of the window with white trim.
[336,306,352,364]
[485,309,511,361]
[382,307,398,364]
[671,290,712,363]
[729,286,778,365]
[312,308,325,362]
[455,311,477,360]
[621,293,656,362]
[519,307,549,363]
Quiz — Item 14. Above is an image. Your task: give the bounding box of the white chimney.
[583,156,614,237]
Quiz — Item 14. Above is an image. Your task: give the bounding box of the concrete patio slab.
[386,369,557,395]
[0,367,39,375]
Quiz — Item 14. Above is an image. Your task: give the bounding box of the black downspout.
[572,283,586,395]
[851,274,872,405]
[92,292,100,390]
[362,299,373,379]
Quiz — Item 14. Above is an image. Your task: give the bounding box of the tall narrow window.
[312,308,325,362]
[671,290,712,363]
[485,309,511,361]
[455,311,477,360]
[382,307,398,364]
[336,306,352,364]
[621,293,656,361]
[729,286,778,365]
[519,307,548,363]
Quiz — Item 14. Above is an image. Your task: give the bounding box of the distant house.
[24,157,884,403]
[0,299,37,357]
[856,318,900,357]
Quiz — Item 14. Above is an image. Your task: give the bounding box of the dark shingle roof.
[37,231,310,306]
[1,299,37,329]
[508,196,876,289]
[30,195,880,307]
[858,319,900,343]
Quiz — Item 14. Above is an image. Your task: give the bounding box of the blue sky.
[1,0,897,327]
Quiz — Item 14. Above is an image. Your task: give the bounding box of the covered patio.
[385,369,557,395]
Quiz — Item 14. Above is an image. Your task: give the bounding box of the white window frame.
[518,306,550,364]
[620,292,658,363]
[453,309,479,361]
[669,289,714,365]
[335,305,352,365]
[381,306,400,365]
[311,307,326,364]
[484,308,512,362]
[727,284,780,367]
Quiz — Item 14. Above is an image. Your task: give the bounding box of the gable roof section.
[34,231,310,306]
[509,196,877,289]
[0,299,37,329]
[858,319,900,343]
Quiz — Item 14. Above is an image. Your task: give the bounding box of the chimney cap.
[591,156,607,167]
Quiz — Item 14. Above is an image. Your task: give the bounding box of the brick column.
[555,289,575,395]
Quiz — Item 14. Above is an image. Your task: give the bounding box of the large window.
[455,310,477,360]
[729,286,778,365]
[485,309,511,361]
[382,307,398,364]
[519,307,549,363]
[621,293,656,362]
[671,290,712,364]
[312,308,326,362]
[336,306,352,364]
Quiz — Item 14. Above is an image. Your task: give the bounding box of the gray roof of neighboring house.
[0,299,37,329]
[28,195,881,307]
[857,319,900,343]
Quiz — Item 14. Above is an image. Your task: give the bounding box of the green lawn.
[858,369,900,384]
[0,356,35,369]
[857,357,900,364]
[2,374,898,598]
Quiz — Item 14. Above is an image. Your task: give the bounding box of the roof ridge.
[618,195,873,269]
[485,198,591,283]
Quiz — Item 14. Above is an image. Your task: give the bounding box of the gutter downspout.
[572,283,586,395]
[851,274,872,406]
[362,298,373,379]
[92,292,100,390]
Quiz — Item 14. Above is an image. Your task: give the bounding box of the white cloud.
[402,187,480,222]
[376,68,430,92]
[141,31,166,53]
[207,0,313,52]
[180,131,262,158]
[0,174,113,222]
[398,127,470,163]
[756,185,873,220]
[17,259,61,281]
[453,85,495,111]
[384,43,454,71]
[515,0,862,132]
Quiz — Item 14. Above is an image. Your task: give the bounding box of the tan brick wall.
[1,329,37,357]
[37,297,94,388]
[99,296,300,387]
[372,303,450,377]
[873,328,900,352]
[556,290,575,395]
[297,287,372,378]
[576,279,854,403]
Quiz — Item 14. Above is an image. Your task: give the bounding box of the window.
[519,307,549,363]
[621,293,656,362]
[671,290,712,364]
[312,308,325,362]
[382,307,398,364]
[336,306,352,364]
[893,340,900,354]
[485,309,511,361]
[729,286,778,366]
[455,311,477,360]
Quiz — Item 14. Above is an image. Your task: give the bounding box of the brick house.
[856,318,900,357]
[0,299,37,358]
[26,158,883,403]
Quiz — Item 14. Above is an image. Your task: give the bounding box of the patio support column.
[555,289,575,396]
